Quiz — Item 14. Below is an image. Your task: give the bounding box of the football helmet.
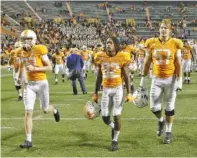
[81,45,87,50]
[20,30,37,50]
[132,87,148,108]
[128,62,137,72]
[84,101,101,119]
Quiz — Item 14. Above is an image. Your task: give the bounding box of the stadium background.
[1,0,197,157]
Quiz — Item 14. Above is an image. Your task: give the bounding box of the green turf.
[1,68,197,157]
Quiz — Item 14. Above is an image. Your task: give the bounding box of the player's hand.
[92,93,98,103]
[176,77,182,91]
[26,65,35,72]
[125,93,132,103]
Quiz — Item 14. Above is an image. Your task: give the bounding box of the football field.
[1,68,197,157]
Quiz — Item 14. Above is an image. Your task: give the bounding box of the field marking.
[2,89,197,94]
[1,117,197,121]
[1,127,13,129]
[0,74,12,78]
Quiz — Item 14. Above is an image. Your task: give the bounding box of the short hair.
[160,19,172,29]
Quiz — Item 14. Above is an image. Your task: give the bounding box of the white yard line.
[1,127,14,129]
[2,89,197,94]
[1,117,197,121]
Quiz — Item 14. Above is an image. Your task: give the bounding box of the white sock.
[113,130,120,142]
[109,122,114,129]
[18,89,22,97]
[55,78,58,82]
[53,108,57,114]
[159,117,164,122]
[26,134,32,142]
[188,77,190,80]
[166,122,172,133]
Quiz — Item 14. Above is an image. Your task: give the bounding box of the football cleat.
[19,140,32,149]
[163,132,172,144]
[18,96,23,101]
[111,141,118,151]
[84,101,101,119]
[157,120,165,136]
[53,108,60,122]
[132,87,148,108]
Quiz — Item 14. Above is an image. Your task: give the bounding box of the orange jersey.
[15,45,49,81]
[182,46,192,60]
[94,51,131,88]
[52,52,64,64]
[80,50,90,61]
[145,38,183,78]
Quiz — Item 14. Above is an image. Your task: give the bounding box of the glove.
[139,76,146,88]
[8,66,11,72]
[92,93,98,103]
[125,93,132,103]
[176,77,182,91]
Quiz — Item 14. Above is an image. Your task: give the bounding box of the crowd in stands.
[1,1,197,65]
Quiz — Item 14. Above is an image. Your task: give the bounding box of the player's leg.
[111,85,124,151]
[38,80,60,122]
[150,77,165,136]
[163,76,176,144]
[20,84,36,148]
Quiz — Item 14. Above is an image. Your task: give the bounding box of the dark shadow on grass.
[65,131,110,150]
[1,96,17,101]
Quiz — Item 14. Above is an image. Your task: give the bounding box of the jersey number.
[153,49,171,65]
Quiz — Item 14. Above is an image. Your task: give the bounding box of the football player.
[139,19,183,144]
[93,36,132,151]
[182,40,194,84]
[52,48,65,84]
[8,41,23,101]
[17,29,60,149]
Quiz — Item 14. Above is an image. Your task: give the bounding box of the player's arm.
[92,65,102,103]
[139,48,152,88]
[174,49,182,91]
[26,54,52,72]
[122,65,131,95]
[94,65,102,94]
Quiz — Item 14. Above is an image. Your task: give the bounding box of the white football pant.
[150,75,176,112]
[23,80,49,111]
[101,85,124,117]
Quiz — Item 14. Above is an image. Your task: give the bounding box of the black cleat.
[53,108,60,122]
[183,80,187,84]
[163,132,172,144]
[111,141,118,151]
[62,79,65,83]
[18,96,23,101]
[55,82,58,85]
[83,91,87,94]
[19,140,32,149]
[157,120,165,136]
[188,80,191,84]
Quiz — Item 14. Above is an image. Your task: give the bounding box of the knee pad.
[165,110,174,116]
[15,85,21,90]
[102,116,111,125]
[151,110,162,115]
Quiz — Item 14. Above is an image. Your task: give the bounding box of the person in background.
[66,47,87,95]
